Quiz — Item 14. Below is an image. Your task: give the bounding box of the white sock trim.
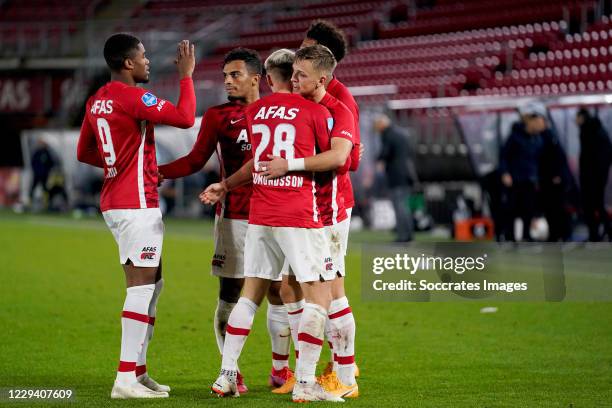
[237,297,259,313]
[329,296,349,314]
[285,299,305,313]
[267,303,288,323]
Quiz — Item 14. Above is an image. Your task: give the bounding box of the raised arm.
[158,110,218,179]
[126,41,196,128]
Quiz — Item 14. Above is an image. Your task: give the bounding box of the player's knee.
[304,284,332,310]
[267,282,283,305]
[219,277,244,303]
[124,261,158,287]
[331,277,346,300]
[280,277,304,304]
[278,282,291,303]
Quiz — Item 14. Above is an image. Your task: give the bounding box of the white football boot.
[211,369,239,398]
[138,374,171,392]
[111,381,169,399]
[292,381,345,402]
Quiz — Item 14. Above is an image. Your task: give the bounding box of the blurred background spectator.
[499,102,550,241]
[29,139,55,209]
[375,113,418,242]
[577,108,612,241]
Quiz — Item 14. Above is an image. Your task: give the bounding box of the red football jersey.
[158,101,252,220]
[77,78,195,211]
[246,92,331,228]
[316,92,355,226]
[327,77,360,208]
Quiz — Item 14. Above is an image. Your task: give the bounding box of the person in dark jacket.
[30,139,55,206]
[499,102,549,241]
[539,128,572,242]
[577,108,612,241]
[375,113,418,242]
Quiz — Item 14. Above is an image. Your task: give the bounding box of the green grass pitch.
[1,211,611,407]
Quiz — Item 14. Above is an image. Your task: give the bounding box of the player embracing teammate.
[200,20,361,403]
[158,48,293,393]
[298,20,362,397]
[259,20,361,399]
[202,48,350,402]
[260,42,360,399]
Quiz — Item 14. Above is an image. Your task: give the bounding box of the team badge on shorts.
[140,246,157,261]
[325,256,334,271]
[212,254,225,268]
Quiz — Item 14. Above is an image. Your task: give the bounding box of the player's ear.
[123,57,135,71]
[265,74,273,88]
[319,75,327,88]
[321,74,331,88]
[252,74,261,87]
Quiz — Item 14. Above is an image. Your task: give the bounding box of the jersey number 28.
[252,123,296,168]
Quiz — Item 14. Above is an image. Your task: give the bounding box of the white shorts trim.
[102,208,163,267]
[137,125,146,209]
[211,215,248,278]
[324,214,350,277]
[244,224,334,283]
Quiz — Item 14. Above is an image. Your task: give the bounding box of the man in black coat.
[375,114,418,242]
[499,102,549,241]
[577,108,612,241]
[30,139,55,207]
[539,127,572,242]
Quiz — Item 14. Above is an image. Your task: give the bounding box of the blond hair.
[294,44,337,76]
[264,49,295,82]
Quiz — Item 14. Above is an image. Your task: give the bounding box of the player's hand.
[359,143,365,160]
[199,181,228,205]
[259,155,288,179]
[175,40,195,79]
[157,171,164,187]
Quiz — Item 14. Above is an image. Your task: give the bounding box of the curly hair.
[223,47,263,75]
[305,20,347,63]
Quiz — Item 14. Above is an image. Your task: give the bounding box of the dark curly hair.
[223,47,263,75]
[305,20,348,63]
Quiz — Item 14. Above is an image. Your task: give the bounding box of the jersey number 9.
[96,118,117,166]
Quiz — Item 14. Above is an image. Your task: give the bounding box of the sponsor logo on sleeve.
[341,130,353,139]
[141,92,158,107]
